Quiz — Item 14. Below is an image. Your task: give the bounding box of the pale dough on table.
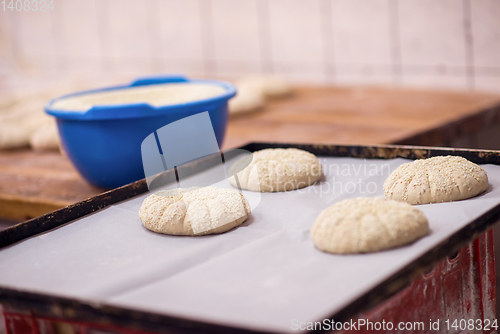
[384,156,488,205]
[235,75,292,99]
[0,80,92,151]
[139,187,251,236]
[229,148,322,192]
[228,84,265,115]
[29,119,60,152]
[311,197,429,254]
[0,111,54,150]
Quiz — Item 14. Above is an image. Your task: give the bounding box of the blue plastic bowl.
[45,75,236,189]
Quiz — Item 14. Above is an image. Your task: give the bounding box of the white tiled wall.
[56,0,102,73]
[330,0,394,85]
[398,0,470,89]
[268,0,327,83]
[0,0,499,92]
[158,0,206,74]
[211,0,262,76]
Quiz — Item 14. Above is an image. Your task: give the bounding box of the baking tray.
[1,142,500,334]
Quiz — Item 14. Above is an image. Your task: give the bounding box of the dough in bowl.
[384,156,488,205]
[139,187,251,236]
[51,83,226,111]
[311,197,429,254]
[228,148,322,192]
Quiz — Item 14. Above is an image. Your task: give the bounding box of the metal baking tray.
[1,142,500,334]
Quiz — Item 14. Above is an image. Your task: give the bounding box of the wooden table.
[1,86,500,221]
[225,86,500,148]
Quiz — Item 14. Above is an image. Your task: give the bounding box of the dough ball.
[236,75,292,99]
[0,79,109,151]
[229,85,265,115]
[139,187,251,236]
[30,119,60,152]
[229,148,321,192]
[0,112,53,150]
[384,156,488,205]
[311,197,429,254]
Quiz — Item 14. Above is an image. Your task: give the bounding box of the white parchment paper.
[0,157,499,333]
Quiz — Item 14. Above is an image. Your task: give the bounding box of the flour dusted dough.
[311,197,429,254]
[0,79,94,151]
[229,85,265,115]
[384,156,488,205]
[29,119,60,152]
[236,75,292,99]
[51,83,226,111]
[139,187,251,236]
[0,111,54,150]
[229,148,321,192]
[228,75,292,115]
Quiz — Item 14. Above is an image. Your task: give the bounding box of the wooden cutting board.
[1,86,500,221]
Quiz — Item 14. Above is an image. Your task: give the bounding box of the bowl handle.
[129,75,189,87]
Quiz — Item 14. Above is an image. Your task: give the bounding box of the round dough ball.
[236,75,292,99]
[311,197,429,254]
[139,187,251,236]
[229,85,265,115]
[229,148,322,192]
[384,156,488,205]
[30,120,60,152]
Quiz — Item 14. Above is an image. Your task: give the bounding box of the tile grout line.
[146,0,161,73]
[199,0,216,76]
[463,0,475,90]
[320,0,335,83]
[474,67,500,76]
[389,0,402,86]
[6,11,19,70]
[50,0,66,73]
[95,0,110,74]
[256,0,274,73]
